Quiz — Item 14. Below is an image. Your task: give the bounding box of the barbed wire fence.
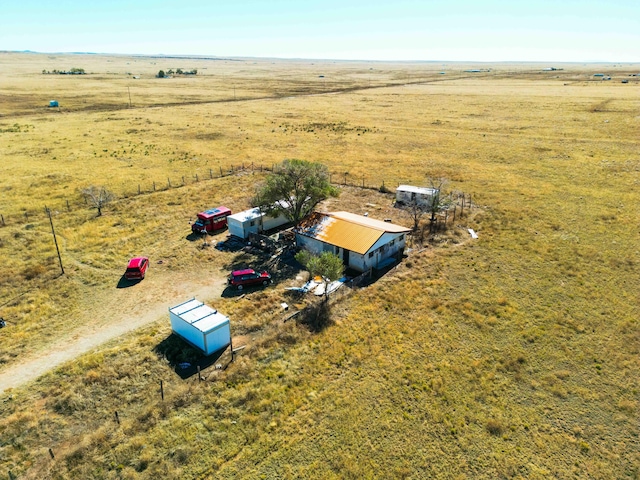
[1,163,475,228]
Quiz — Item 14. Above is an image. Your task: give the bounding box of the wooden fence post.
[66,200,70,211]
[115,411,120,425]
[160,380,164,400]
[1,214,4,226]
[197,366,201,382]
[195,173,199,182]
[168,178,171,188]
[220,166,223,177]
[182,176,185,185]
[49,448,55,459]
[138,184,141,195]
[209,168,213,179]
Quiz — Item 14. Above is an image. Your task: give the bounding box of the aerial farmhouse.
[295,211,411,272]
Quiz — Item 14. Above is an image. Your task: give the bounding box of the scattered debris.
[468,228,478,239]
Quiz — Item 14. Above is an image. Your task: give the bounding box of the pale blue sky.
[2,0,638,62]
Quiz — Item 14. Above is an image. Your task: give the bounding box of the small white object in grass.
[281,302,289,311]
[468,228,478,239]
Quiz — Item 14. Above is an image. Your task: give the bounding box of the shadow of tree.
[297,301,333,333]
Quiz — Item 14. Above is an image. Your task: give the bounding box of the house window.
[400,234,405,241]
[390,239,395,246]
[250,220,255,226]
[368,252,374,258]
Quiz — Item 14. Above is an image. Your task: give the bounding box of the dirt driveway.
[0,268,229,395]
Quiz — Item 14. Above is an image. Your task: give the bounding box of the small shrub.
[22,264,47,280]
[486,419,503,436]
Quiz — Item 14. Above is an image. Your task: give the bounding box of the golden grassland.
[0,52,639,478]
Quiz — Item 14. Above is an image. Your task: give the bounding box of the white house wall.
[296,231,407,273]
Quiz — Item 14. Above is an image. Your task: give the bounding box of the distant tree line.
[42,68,86,75]
[156,68,197,78]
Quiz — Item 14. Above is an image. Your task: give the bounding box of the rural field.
[0,52,638,479]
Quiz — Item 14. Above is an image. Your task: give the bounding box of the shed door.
[343,248,350,267]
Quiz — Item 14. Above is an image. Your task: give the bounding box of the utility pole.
[46,206,64,275]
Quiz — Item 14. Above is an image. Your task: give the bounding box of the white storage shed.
[169,298,231,356]
[227,207,289,240]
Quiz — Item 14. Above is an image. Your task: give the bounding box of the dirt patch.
[0,268,228,394]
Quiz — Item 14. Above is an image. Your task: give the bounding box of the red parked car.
[228,268,272,290]
[125,256,149,280]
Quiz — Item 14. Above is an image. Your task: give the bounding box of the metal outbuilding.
[169,299,230,356]
[49,100,59,107]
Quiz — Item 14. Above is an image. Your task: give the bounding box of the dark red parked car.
[228,268,272,290]
[125,256,149,280]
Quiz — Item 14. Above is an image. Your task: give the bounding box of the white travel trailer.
[395,185,439,208]
[227,207,289,239]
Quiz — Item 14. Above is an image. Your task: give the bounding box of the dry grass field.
[0,52,639,479]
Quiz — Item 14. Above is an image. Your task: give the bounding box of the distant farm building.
[395,185,439,208]
[295,211,411,272]
[49,100,59,107]
[593,73,605,77]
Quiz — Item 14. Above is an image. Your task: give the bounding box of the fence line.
[2,164,474,228]
[0,163,276,227]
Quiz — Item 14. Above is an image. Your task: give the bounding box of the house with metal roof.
[295,211,411,272]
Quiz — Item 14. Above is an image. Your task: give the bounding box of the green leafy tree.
[295,250,344,303]
[157,70,165,78]
[176,68,183,74]
[253,159,338,224]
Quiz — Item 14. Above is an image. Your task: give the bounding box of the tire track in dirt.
[0,269,228,395]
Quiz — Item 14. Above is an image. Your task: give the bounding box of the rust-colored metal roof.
[296,211,410,255]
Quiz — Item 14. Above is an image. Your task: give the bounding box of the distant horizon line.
[3,49,639,65]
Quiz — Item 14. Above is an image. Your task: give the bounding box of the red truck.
[191,206,232,234]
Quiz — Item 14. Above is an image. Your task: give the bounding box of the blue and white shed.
[49,100,59,107]
[169,298,230,356]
